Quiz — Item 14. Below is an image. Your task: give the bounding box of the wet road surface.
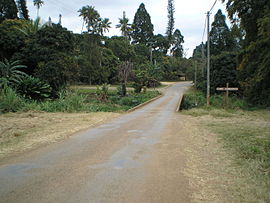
[0,82,192,202]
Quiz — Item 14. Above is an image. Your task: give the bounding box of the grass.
[206,111,270,202]
[0,86,161,114]
[0,112,121,159]
[181,88,270,202]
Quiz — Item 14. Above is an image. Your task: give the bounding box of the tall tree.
[119,61,133,96]
[230,23,244,50]
[98,18,111,36]
[78,6,101,34]
[17,0,29,20]
[152,34,170,55]
[106,36,135,62]
[172,29,184,57]
[77,34,101,85]
[0,19,27,60]
[166,0,175,44]
[132,3,154,45]
[222,0,270,106]
[116,11,133,40]
[209,9,236,56]
[33,0,44,18]
[24,24,77,92]
[222,0,269,45]
[78,6,111,36]
[0,0,18,23]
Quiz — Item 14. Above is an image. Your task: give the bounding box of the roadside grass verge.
[205,111,270,202]
[181,88,270,202]
[0,112,121,160]
[0,86,161,113]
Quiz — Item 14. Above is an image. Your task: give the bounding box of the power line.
[209,0,218,12]
[45,0,76,14]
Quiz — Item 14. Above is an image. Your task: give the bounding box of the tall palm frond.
[78,6,100,33]
[116,11,133,39]
[17,17,43,36]
[99,18,111,36]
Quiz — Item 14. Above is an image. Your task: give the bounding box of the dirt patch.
[0,112,121,160]
[161,81,177,86]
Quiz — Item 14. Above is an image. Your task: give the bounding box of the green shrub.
[180,90,205,110]
[96,84,110,101]
[16,75,51,101]
[119,96,140,106]
[181,88,251,110]
[209,95,224,108]
[39,91,87,112]
[0,87,25,113]
[132,83,143,93]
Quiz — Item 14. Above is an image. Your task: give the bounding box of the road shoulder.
[0,112,121,161]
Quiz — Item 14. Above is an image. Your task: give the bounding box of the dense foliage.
[0,0,18,23]
[0,1,192,113]
[192,1,270,107]
[221,0,270,106]
[193,9,240,95]
[17,0,29,20]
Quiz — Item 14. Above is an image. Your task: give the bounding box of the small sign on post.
[216,83,239,107]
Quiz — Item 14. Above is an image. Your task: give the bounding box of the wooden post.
[225,83,229,107]
[216,83,238,108]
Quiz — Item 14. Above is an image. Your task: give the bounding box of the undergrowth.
[180,88,250,110]
[0,86,160,113]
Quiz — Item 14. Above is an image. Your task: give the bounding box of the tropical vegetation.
[0,0,190,114]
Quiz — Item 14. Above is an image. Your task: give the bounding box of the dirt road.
[0,82,193,202]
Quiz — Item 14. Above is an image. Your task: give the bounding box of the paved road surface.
[0,82,192,203]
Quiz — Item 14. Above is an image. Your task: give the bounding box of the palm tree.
[78,5,100,33]
[116,11,133,39]
[18,17,43,36]
[98,18,111,36]
[33,0,44,18]
[0,59,27,87]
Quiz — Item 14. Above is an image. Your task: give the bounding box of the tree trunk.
[122,83,126,96]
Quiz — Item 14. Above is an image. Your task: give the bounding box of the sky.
[26,0,228,57]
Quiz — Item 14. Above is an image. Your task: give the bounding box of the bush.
[181,88,250,110]
[0,87,25,113]
[132,83,142,93]
[16,75,51,100]
[119,96,139,106]
[180,89,205,110]
[39,91,87,112]
[96,84,110,101]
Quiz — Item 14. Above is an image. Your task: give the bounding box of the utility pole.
[206,11,210,106]
[194,60,197,87]
[201,42,205,76]
[150,46,153,64]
